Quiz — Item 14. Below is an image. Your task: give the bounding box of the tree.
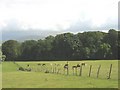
[32,36,55,60]
[0,50,2,62]
[118,31,120,59]
[2,29,118,61]
[20,40,37,60]
[71,34,83,59]
[78,31,104,59]
[103,29,118,59]
[52,33,74,60]
[95,43,112,59]
[2,55,6,62]
[2,40,20,61]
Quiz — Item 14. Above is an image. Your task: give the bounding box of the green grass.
[0,63,2,89]
[2,60,119,88]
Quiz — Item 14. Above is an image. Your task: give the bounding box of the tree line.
[2,29,119,61]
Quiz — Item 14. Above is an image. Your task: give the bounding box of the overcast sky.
[0,0,119,33]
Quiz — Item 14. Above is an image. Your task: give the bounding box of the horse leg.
[76,68,77,76]
[73,68,74,75]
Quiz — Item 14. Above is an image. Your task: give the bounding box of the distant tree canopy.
[2,40,21,61]
[2,29,119,61]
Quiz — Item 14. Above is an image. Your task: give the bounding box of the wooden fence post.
[79,65,82,76]
[97,65,101,78]
[53,66,54,73]
[57,68,60,74]
[107,64,112,79]
[89,65,92,77]
[55,66,56,73]
[51,66,52,73]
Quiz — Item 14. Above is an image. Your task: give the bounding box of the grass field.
[2,60,119,88]
[0,63,2,89]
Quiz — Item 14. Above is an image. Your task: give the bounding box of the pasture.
[0,63,2,89]
[2,60,119,88]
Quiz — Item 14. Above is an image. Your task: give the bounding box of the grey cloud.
[65,18,117,33]
[1,17,118,42]
[65,20,93,32]
[98,18,117,30]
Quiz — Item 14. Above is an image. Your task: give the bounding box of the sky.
[0,0,119,34]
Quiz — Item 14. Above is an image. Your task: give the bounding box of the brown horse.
[63,62,69,75]
[72,64,80,75]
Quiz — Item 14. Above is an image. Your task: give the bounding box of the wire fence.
[16,61,118,80]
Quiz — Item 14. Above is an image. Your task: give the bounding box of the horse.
[72,64,81,75]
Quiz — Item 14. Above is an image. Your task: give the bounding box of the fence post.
[51,66,52,73]
[67,62,69,75]
[97,65,101,78]
[79,65,82,76]
[67,68,69,75]
[53,66,54,73]
[57,68,60,74]
[55,66,56,73]
[89,65,92,77]
[107,64,112,79]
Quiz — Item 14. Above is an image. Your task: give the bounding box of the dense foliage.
[2,29,119,61]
